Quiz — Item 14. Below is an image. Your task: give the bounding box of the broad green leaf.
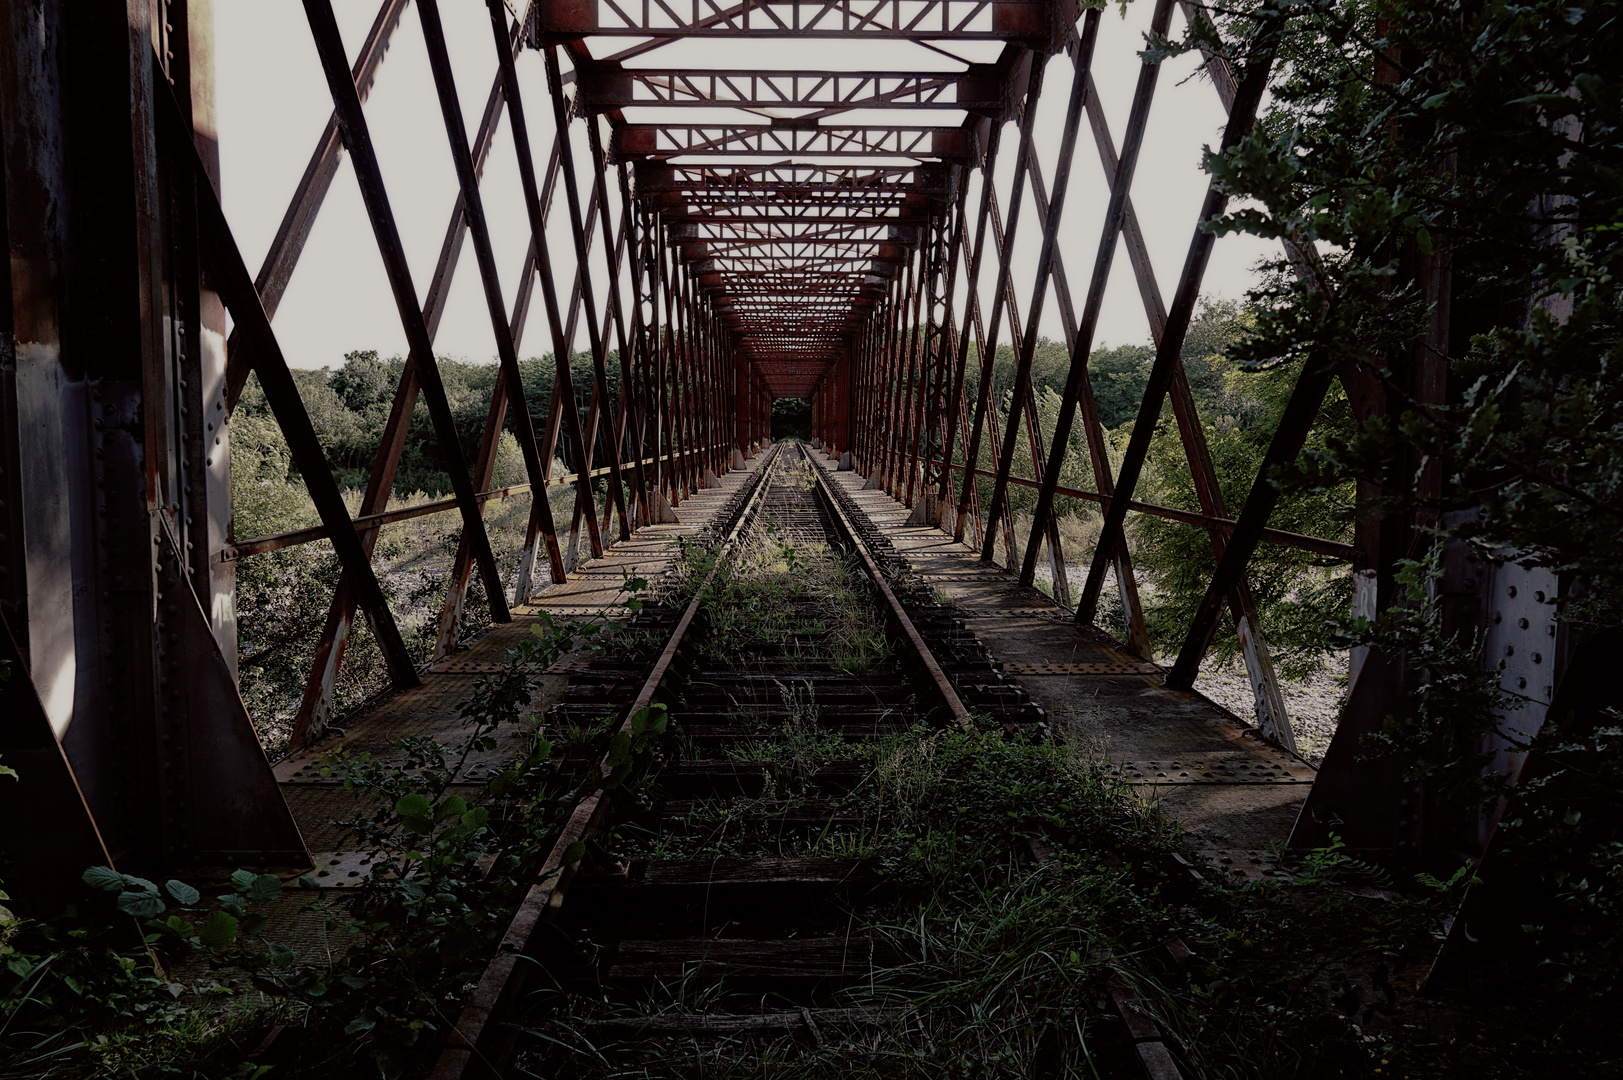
[562,840,586,867]
[460,806,490,830]
[394,793,431,819]
[244,874,283,903]
[164,879,201,906]
[198,910,240,949]
[230,869,258,894]
[116,890,166,919]
[437,795,468,820]
[82,866,126,892]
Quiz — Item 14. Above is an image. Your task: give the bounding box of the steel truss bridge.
[0,0,1566,967]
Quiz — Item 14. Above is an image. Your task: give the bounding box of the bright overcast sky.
[215,1,1276,378]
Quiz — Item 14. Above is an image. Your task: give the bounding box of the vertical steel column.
[907,214,951,508]
[962,278,1018,564]
[891,253,925,500]
[924,167,972,524]
[878,261,909,487]
[543,47,628,549]
[593,119,652,525]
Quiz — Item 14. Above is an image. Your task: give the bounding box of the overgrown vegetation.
[1175,0,1623,1027]
[673,459,891,671]
[515,526,1552,1079]
[525,678,1491,1079]
[955,302,1356,677]
[231,350,611,753]
[0,610,610,1077]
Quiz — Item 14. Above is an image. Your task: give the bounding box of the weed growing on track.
[517,532,1527,1077]
[671,472,890,672]
[528,706,1503,1078]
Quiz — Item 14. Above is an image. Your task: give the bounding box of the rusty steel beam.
[1018,139,1155,649]
[292,87,568,744]
[176,98,417,689]
[1169,345,1340,688]
[530,0,1057,41]
[222,0,408,411]
[977,175,1073,603]
[545,45,631,547]
[488,0,605,586]
[982,7,1100,578]
[613,123,972,161]
[928,460,1353,560]
[416,0,564,658]
[1078,15,1287,625]
[1062,52,1293,744]
[953,50,1044,543]
[303,0,509,622]
[579,67,1004,113]
[595,118,654,528]
[935,123,1002,521]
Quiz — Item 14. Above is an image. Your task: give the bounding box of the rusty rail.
[430,440,978,1076]
[803,445,973,729]
[429,444,783,1079]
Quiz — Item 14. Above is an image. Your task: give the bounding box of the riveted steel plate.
[306,850,396,888]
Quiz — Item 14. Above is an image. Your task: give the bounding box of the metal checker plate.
[1005,661,1160,675]
[426,656,596,674]
[1111,757,1315,785]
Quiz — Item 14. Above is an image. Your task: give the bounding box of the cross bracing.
[4,0,1514,996]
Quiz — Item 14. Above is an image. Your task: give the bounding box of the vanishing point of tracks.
[431,444,1049,1078]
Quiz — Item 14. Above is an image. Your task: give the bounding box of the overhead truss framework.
[7,0,1519,934]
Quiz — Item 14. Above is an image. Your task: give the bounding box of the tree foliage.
[1179,0,1622,991]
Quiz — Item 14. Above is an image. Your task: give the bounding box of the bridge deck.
[270,440,1308,898]
[272,455,767,876]
[810,449,1316,875]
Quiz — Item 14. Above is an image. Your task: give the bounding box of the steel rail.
[428,439,976,1075]
[429,447,784,1080]
[804,448,974,728]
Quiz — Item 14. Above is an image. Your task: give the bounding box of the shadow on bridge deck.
[270,455,767,883]
[808,448,1317,881]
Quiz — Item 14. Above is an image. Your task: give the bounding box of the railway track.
[431,444,1053,1078]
